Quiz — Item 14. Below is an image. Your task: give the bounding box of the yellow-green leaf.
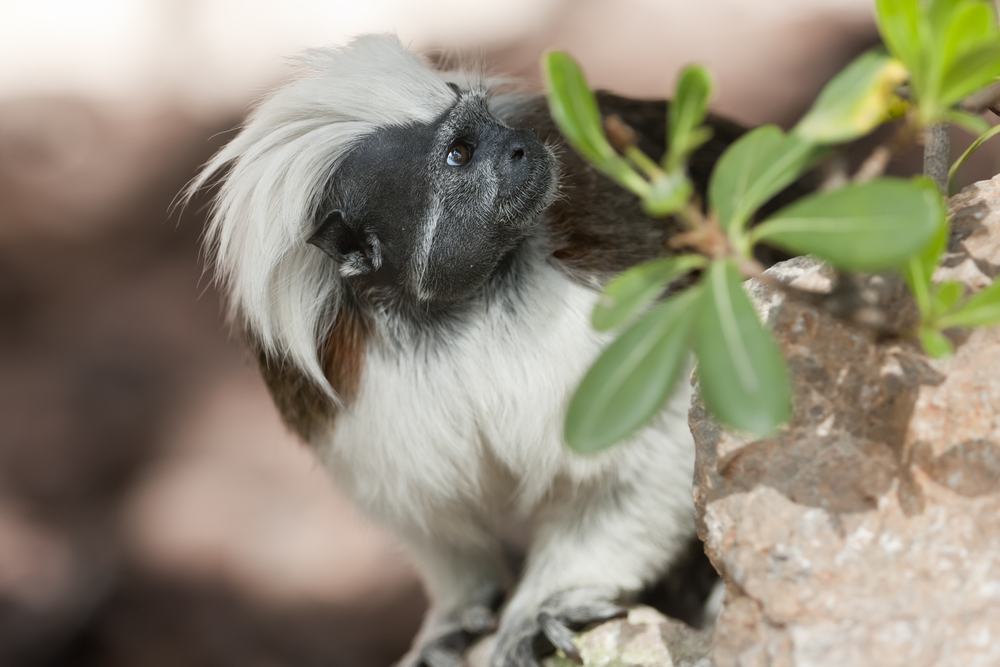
[794,50,908,144]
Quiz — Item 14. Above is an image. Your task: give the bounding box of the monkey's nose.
[510,147,525,162]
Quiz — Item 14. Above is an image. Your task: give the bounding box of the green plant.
[876,0,1000,132]
[547,0,1000,454]
[881,0,1000,355]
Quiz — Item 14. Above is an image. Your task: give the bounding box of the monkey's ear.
[307,210,381,276]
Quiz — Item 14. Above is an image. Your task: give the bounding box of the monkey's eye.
[446,142,473,167]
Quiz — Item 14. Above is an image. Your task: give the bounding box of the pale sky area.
[0,0,876,121]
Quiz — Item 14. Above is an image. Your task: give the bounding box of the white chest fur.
[314,259,621,532]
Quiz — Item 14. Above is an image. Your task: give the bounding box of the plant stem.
[852,119,919,183]
[961,81,1000,117]
[854,146,893,183]
[924,124,950,193]
[949,124,1000,187]
[676,200,706,231]
[624,145,665,180]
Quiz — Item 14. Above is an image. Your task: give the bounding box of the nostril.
[510,147,524,162]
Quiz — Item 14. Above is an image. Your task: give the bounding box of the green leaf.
[919,326,955,358]
[928,0,966,28]
[950,122,1000,185]
[794,50,909,144]
[915,199,952,277]
[938,278,1000,328]
[903,207,950,318]
[666,65,713,172]
[696,260,791,436]
[708,125,823,235]
[940,42,1000,108]
[907,256,934,318]
[911,1,1000,124]
[931,280,966,318]
[875,0,923,73]
[593,254,707,331]
[566,286,704,453]
[643,172,694,216]
[542,52,605,163]
[542,52,649,195]
[936,1,996,75]
[944,109,992,135]
[751,177,947,272]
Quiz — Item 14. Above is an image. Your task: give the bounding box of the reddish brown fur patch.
[322,301,368,405]
[254,302,368,443]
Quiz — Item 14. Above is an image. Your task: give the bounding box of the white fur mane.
[190,34,456,398]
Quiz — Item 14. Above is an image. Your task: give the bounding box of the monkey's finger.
[508,639,543,667]
[557,601,627,628]
[537,613,582,665]
[462,605,498,634]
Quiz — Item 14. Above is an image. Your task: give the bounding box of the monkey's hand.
[400,601,499,667]
[489,590,626,667]
[393,521,511,667]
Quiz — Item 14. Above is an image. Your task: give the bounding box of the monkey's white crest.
[191,34,456,397]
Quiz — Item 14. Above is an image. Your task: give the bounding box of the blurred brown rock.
[0,97,425,667]
[691,177,1000,667]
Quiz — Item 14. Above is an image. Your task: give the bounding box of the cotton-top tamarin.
[191,34,748,667]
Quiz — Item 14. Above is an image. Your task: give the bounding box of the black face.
[308,92,555,306]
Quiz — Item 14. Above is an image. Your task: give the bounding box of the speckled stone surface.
[692,176,1000,667]
[468,606,712,667]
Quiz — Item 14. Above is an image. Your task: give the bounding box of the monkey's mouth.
[497,159,556,229]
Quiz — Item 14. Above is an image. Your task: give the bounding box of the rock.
[467,606,712,667]
[691,176,1000,667]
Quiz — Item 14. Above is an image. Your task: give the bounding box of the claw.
[559,601,627,628]
[512,639,542,667]
[492,595,628,667]
[537,613,582,665]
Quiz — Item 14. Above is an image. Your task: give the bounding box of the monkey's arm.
[395,520,511,667]
[489,385,697,667]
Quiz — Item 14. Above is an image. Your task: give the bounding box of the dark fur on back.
[499,92,747,281]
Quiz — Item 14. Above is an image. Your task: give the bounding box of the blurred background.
[0,1,996,666]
